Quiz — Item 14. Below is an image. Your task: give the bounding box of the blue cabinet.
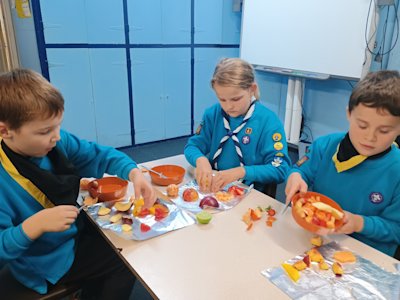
[40,0,125,43]
[36,0,241,146]
[131,48,191,144]
[127,0,191,44]
[194,0,241,44]
[47,49,131,147]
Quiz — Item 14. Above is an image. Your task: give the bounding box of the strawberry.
[140,223,151,232]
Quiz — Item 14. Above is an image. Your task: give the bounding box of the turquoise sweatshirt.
[185,102,291,186]
[290,133,400,256]
[0,130,137,294]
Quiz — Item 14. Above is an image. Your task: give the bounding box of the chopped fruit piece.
[307,248,324,263]
[266,220,273,227]
[148,206,156,215]
[282,263,300,282]
[83,195,98,206]
[267,216,277,222]
[333,251,356,263]
[326,216,336,229]
[267,208,276,216]
[166,184,179,197]
[121,224,132,232]
[228,185,245,196]
[137,207,150,217]
[122,215,133,225]
[154,207,169,221]
[303,255,310,267]
[215,191,233,202]
[246,222,254,231]
[293,260,307,271]
[242,209,252,225]
[250,208,262,220]
[114,201,132,212]
[132,197,145,216]
[110,213,122,223]
[140,223,151,232]
[311,202,344,220]
[332,262,344,276]
[80,179,90,190]
[318,260,329,270]
[196,211,212,224]
[97,207,111,216]
[133,197,144,207]
[310,236,323,247]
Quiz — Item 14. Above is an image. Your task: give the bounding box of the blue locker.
[85,0,125,43]
[160,0,191,44]
[40,0,87,43]
[46,49,97,142]
[163,48,191,138]
[127,0,163,44]
[221,0,241,44]
[40,0,125,44]
[89,49,131,147]
[131,49,165,144]
[193,48,239,129]
[194,0,223,44]
[127,0,190,44]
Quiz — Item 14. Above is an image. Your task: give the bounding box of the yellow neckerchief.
[332,144,367,173]
[0,138,54,208]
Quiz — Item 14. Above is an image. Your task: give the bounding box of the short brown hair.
[211,58,260,99]
[0,69,64,129]
[349,70,400,116]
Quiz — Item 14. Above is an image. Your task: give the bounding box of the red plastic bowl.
[88,177,128,202]
[149,165,185,186]
[291,191,344,233]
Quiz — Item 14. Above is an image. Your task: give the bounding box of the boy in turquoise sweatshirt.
[286,70,400,257]
[0,69,156,298]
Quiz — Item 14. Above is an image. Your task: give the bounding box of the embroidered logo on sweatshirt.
[369,192,383,204]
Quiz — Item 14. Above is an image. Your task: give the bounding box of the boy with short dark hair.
[285,70,400,257]
[0,69,156,298]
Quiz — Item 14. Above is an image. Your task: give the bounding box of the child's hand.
[22,205,79,240]
[195,157,214,193]
[333,211,364,235]
[210,167,245,192]
[129,168,156,208]
[316,211,364,236]
[285,172,308,204]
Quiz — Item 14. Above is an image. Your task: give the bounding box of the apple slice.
[312,202,344,220]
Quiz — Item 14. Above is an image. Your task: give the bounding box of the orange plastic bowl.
[149,165,185,186]
[88,177,128,202]
[291,191,344,233]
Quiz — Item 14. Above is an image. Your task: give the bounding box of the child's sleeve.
[288,137,326,186]
[184,110,214,167]
[0,216,33,265]
[60,130,137,180]
[360,192,400,246]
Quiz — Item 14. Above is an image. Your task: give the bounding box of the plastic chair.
[0,266,81,300]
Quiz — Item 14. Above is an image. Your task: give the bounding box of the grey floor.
[121,137,298,299]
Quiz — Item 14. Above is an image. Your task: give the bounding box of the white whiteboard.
[240,0,375,80]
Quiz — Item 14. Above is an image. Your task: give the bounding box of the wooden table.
[101,154,399,300]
